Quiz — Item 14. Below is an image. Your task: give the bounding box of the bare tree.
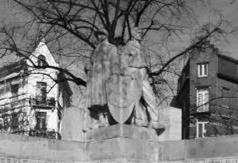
[0,0,226,97]
[0,0,233,139]
[179,91,238,139]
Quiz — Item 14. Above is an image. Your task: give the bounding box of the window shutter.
[197,91,203,106]
[203,90,209,111]
[197,65,201,77]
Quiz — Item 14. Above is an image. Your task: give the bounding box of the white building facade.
[0,41,72,139]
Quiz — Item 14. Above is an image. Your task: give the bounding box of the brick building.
[173,42,238,139]
[0,40,72,139]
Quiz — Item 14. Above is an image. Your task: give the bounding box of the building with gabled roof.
[172,42,238,139]
[0,40,72,139]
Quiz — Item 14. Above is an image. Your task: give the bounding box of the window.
[197,63,208,77]
[11,113,19,130]
[0,88,4,98]
[11,84,19,97]
[221,87,230,105]
[218,57,237,81]
[196,120,208,138]
[0,81,10,98]
[37,55,47,67]
[36,82,47,103]
[3,115,11,131]
[196,89,209,112]
[35,112,47,131]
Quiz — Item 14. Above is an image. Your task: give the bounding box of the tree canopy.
[0,0,225,100]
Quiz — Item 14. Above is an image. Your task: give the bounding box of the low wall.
[1,125,238,163]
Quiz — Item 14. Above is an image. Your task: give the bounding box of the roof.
[202,41,238,64]
[0,57,73,96]
[217,54,238,65]
[0,59,27,79]
[186,41,238,66]
[0,40,73,95]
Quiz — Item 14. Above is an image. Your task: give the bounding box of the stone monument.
[84,28,164,138]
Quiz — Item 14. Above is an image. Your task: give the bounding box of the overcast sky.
[0,0,238,59]
[191,0,238,59]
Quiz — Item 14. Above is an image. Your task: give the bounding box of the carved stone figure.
[120,34,162,129]
[85,28,163,131]
[86,38,117,129]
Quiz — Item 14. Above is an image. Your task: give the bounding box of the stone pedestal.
[1,129,238,163]
[86,124,158,141]
[85,124,161,162]
[61,106,85,141]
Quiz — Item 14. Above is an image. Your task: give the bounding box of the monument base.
[86,124,158,141]
[85,124,162,162]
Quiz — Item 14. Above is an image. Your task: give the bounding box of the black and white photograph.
[0,0,238,162]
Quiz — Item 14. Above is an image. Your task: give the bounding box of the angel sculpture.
[85,28,164,131]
